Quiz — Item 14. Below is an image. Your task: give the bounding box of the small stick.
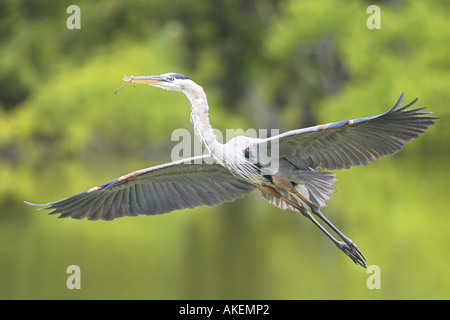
[114,75,136,94]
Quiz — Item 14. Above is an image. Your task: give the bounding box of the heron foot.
[336,241,367,268]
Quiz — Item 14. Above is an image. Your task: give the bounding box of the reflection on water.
[1,156,449,299]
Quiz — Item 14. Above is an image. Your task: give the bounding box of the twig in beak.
[114,75,135,94]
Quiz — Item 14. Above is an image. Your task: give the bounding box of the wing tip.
[391,92,406,111]
[24,200,38,206]
[24,200,50,210]
[388,93,421,114]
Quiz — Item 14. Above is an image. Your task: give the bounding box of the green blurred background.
[1,0,449,299]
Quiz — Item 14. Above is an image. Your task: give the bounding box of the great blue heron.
[26,73,437,268]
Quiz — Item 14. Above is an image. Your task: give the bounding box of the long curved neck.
[183,83,223,156]
[182,82,261,183]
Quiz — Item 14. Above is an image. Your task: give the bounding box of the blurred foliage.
[0,0,449,299]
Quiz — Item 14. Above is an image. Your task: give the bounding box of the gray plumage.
[26,72,437,268]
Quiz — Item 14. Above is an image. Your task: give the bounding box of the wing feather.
[261,93,437,170]
[26,154,254,220]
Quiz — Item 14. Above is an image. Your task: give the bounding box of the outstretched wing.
[26,155,254,221]
[261,93,437,170]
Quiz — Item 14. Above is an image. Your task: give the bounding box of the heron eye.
[168,77,175,81]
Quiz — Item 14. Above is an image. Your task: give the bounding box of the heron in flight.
[26,73,437,268]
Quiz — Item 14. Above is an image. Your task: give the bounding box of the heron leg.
[288,188,367,267]
[257,186,366,267]
[288,198,366,268]
[310,206,366,264]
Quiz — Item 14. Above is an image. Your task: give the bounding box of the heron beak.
[123,75,165,85]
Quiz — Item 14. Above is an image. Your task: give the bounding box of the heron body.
[26,72,438,268]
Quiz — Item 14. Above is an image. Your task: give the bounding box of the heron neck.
[184,84,223,156]
[183,83,260,183]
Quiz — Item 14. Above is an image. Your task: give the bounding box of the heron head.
[122,73,192,92]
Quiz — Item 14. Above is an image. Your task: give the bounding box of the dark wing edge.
[25,155,254,221]
[261,93,438,170]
